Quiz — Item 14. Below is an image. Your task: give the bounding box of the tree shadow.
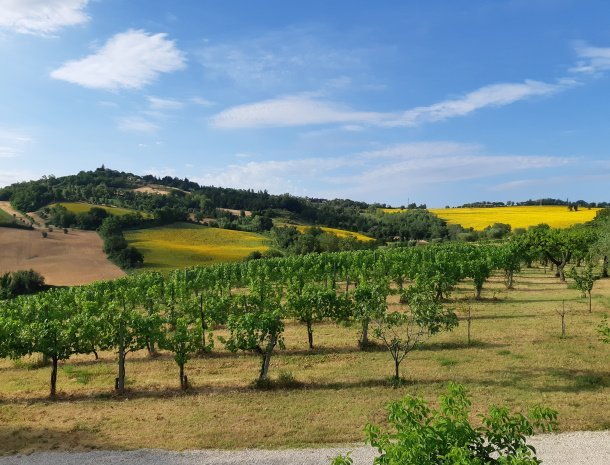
[0,424,113,455]
[417,340,506,352]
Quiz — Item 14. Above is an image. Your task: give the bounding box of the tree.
[334,383,557,465]
[570,264,598,313]
[350,280,390,349]
[522,226,594,281]
[287,283,344,350]
[18,291,77,398]
[159,309,203,390]
[222,281,285,383]
[101,280,161,394]
[374,282,458,382]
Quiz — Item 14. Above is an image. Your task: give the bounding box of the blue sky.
[2,0,610,206]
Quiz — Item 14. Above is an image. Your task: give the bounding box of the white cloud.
[117,116,159,134]
[388,80,571,127]
[147,96,184,110]
[0,0,89,35]
[195,157,354,194]
[194,142,572,201]
[210,78,573,129]
[210,95,389,129]
[51,29,186,90]
[571,42,610,74]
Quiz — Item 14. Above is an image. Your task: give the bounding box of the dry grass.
[0,228,124,286]
[124,222,269,271]
[382,206,600,230]
[0,268,609,454]
[295,225,375,242]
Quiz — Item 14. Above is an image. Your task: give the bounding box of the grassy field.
[0,268,609,454]
[0,207,13,224]
[124,222,269,270]
[295,225,375,242]
[51,202,144,217]
[383,206,600,230]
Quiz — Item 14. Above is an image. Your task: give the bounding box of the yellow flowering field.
[295,225,375,242]
[124,222,269,270]
[383,206,600,230]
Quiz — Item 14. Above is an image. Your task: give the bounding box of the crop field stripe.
[383,206,600,230]
[295,225,375,242]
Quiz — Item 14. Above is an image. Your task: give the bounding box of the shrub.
[333,382,557,465]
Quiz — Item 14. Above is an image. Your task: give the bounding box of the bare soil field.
[0,227,124,286]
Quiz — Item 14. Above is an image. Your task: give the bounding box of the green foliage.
[343,382,557,465]
[0,269,45,299]
[598,318,610,343]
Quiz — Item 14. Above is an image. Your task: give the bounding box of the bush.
[0,269,45,299]
[333,382,557,465]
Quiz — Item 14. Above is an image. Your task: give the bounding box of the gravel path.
[1,431,608,465]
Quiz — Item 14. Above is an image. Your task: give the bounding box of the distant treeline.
[457,199,608,209]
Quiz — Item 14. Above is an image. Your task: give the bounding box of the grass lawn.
[124,222,269,270]
[0,268,609,454]
[383,206,600,230]
[51,202,144,217]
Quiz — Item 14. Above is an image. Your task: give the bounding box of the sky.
[2,0,610,207]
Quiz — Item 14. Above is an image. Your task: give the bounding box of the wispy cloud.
[147,96,184,110]
[210,78,574,129]
[571,42,610,74]
[51,29,186,91]
[0,0,89,36]
[198,27,364,90]
[388,79,573,127]
[0,170,38,186]
[190,96,214,107]
[0,129,32,157]
[195,157,354,194]
[210,94,389,129]
[194,142,572,201]
[117,116,159,134]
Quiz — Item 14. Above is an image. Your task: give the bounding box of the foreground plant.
[333,382,557,465]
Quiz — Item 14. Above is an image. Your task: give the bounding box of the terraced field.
[124,222,269,270]
[295,225,375,242]
[383,206,600,230]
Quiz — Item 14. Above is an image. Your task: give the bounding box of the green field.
[51,202,143,217]
[124,222,270,270]
[0,268,609,454]
[0,208,13,224]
